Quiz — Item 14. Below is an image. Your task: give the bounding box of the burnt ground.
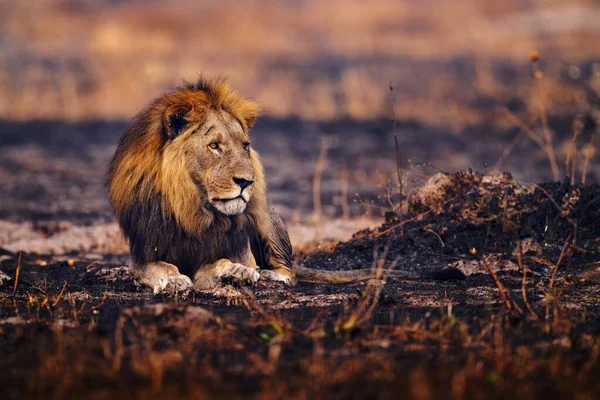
[1,117,600,399]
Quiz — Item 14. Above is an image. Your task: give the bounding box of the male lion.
[107,77,418,293]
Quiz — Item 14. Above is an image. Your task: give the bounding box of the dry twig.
[479,256,522,314]
[389,83,405,229]
[582,127,596,185]
[52,281,69,307]
[515,237,539,319]
[13,252,22,295]
[531,55,560,180]
[312,136,329,221]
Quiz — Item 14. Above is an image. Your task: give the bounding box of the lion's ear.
[163,104,192,138]
[240,101,260,129]
[245,115,257,129]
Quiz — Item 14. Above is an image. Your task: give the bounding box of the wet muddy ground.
[1,116,600,398]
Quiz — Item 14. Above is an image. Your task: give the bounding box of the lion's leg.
[243,241,259,271]
[131,261,193,294]
[252,206,297,286]
[194,258,260,290]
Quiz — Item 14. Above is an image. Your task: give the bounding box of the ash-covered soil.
[1,170,600,399]
[1,113,598,224]
[1,105,600,399]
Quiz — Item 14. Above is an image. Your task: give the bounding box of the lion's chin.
[211,198,248,216]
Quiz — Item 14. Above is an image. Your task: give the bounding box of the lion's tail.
[293,265,421,284]
[293,265,466,284]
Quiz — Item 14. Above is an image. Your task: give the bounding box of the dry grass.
[4,287,600,399]
[0,0,598,124]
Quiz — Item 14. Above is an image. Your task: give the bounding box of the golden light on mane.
[107,77,262,235]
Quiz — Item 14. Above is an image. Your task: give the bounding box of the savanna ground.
[1,1,600,399]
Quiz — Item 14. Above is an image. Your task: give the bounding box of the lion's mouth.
[210,192,250,216]
[212,194,247,203]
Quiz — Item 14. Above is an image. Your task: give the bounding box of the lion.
[107,77,420,293]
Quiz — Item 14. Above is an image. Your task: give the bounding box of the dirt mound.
[301,171,600,279]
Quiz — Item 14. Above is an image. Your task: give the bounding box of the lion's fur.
[107,77,417,287]
[107,77,263,233]
[106,77,275,277]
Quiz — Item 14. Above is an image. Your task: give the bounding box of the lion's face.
[170,110,255,216]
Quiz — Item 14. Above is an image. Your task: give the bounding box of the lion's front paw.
[134,262,193,294]
[195,260,260,291]
[260,268,297,286]
[218,262,260,285]
[157,274,193,294]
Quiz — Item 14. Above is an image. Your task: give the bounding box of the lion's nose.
[233,177,254,190]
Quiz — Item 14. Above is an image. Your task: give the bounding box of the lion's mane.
[106,78,270,276]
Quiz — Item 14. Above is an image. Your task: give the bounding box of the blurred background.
[0,0,599,252]
[1,0,599,121]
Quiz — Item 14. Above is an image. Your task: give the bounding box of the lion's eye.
[243,142,250,151]
[208,142,220,151]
